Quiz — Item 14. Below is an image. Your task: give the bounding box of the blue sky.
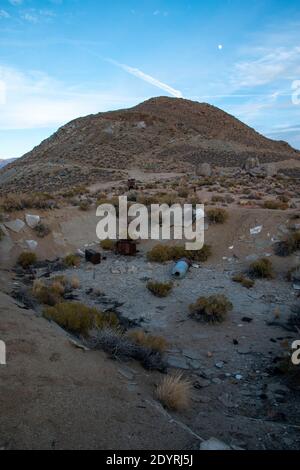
[0,0,300,158]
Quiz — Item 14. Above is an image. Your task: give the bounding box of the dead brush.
[147,280,173,297]
[147,243,212,263]
[232,273,255,289]
[32,279,64,306]
[206,208,228,224]
[17,251,37,269]
[263,199,289,210]
[156,373,192,411]
[33,222,51,238]
[64,254,81,267]
[249,258,274,279]
[189,294,233,323]
[127,329,168,353]
[274,232,300,257]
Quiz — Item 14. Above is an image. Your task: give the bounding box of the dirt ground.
[1,169,300,450]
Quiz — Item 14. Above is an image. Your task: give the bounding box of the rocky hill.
[0,96,299,193]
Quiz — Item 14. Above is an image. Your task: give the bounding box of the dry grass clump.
[17,251,37,269]
[100,239,116,250]
[206,208,228,224]
[232,273,255,289]
[43,302,119,336]
[64,254,81,267]
[147,243,212,263]
[178,187,189,198]
[79,200,91,211]
[156,373,192,411]
[147,280,173,297]
[128,330,168,353]
[34,222,51,238]
[249,258,274,279]
[189,294,233,323]
[263,199,289,210]
[274,232,300,257]
[32,279,65,306]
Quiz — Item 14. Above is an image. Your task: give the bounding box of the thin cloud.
[107,59,183,98]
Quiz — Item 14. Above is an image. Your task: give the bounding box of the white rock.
[200,438,231,451]
[250,225,263,235]
[4,219,25,233]
[26,240,38,250]
[25,214,40,228]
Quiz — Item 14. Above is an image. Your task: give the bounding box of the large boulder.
[4,219,25,233]
[196,163,212,177]
[243,157,260,171]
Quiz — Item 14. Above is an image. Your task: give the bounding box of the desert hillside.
[0,97,299,194]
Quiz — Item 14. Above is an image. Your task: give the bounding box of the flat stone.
[4,219,25,233]
[167,355,190,370]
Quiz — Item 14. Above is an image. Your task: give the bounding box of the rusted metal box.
[85,249,101,265]
[116,240,137,256]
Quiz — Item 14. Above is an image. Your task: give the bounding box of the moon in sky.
[218,44,223,50]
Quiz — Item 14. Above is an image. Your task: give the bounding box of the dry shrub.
[32,279,64,306]
[1,192,55,212]
[43,302,119,336]
[147,243,212,263]
[274,232,300,257]
[156,373,191,411]
[64,254,81,267]
[128,330,168,353]
[206,208,228,224]
[100,239,116,250]
[178,187,189,198]
[79,200,90,211]
[17,251,37,269]
[70,276,80,289]
[189,294,233,323]
[263,199,288,210]
[249,258,274,279]
[34,222,51,238]
[232,273,255,289]
[90,327,167,371]
[147,281,173,297]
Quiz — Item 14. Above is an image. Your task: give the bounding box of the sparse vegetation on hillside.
[263,199,289,210]
[34,222,51,238]
[274,232,300,257]
[147,243,212,263]
[64,254,81,267]
[127,330,168,353]
[232,273,255,289]
[100,239,116,251]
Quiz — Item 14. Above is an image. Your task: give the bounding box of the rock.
[263,163,277,177]
[243,157,260,171]
[196,163,212,177]
[215,361,224,369]
[200,438,231,451]
[4,219,25,233]
[26,240,38,250]
[167,355,190,370]
[25,214,40,228]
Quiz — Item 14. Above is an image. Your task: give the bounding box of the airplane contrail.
[107,59,183,98]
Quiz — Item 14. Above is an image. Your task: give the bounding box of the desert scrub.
[147,243,212,263]
[70,276,80,289]
[64,254,81,267]
[206,208,228,224]
[1,192,55,212]
[79,200,91,211]
[147,280,173,297]
[274,232,300,257]
[232,273,255,289]
[43,302,119,337]
[100,239,116,251]
[249,258,274,279]
[189,294,233,323]
[34,222,51,238]
[32,279,64,306]
[156,373,191,411]
[128,330,168,353]
[17,251,37,269]
[263,199,288,210]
